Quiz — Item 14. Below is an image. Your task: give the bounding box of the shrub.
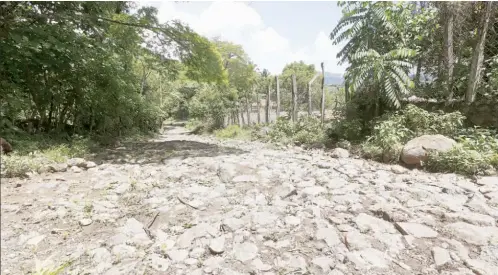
[427,127,498,175]
[360,104,467,163]
[1,154,43,178]
[293,116,326,145]
[214,125,251,139]
[426,145,495,176]
[0,133,91,178]
[362,112,411,162]
[454,127,498,152]
[404,104,465,137]
[266,117,295,144]
[252,116,327,146]
[360,142,383,161]
[326,118,364,142]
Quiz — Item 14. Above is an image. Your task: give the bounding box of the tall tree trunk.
[240,105,245,126]
[345,79,350,102]
[466,1,493,104]
[245,96,251,125]
[443,2,455,102]
[415,58,423,88]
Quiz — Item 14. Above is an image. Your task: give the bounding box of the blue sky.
[141,1,348,75]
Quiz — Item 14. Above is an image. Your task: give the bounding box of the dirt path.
[1,124,497,275]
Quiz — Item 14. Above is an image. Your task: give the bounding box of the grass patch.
[214,125,251,140]
[254,116,326,146]
[28,255,72,275]
[1,132,94,178]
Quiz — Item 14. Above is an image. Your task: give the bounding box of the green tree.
[279,61,316,111]
[346,48,416,113]
[331,1,416,117]
[0,1,227,138]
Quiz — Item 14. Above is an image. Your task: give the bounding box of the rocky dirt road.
[1,124,497,275]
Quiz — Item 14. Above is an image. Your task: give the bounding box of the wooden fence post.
[257,93,261,124]
[291,74,297,122]
[275,75,280,118]
[320,62,325,123]
[307,82,312,116]
[307,72,321,117]
[266,84,271,123]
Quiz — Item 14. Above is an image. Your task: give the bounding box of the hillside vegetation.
[1,1,497,177]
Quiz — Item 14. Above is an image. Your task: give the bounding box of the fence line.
[225,62,345,127]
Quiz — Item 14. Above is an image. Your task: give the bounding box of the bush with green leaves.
[293,116,327,146]
[403,104,465,137]
[426,145,495,176]
[360,104,466,163]
[262,116,325,146]
[188,84,236,130]
[359,104,498,174]
[326,118,364,142]
[214,125,251,139]
[454,127,498,153]
[426,127,498,175]
[266,117,295,144]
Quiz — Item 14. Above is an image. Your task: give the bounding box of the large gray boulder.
[401,134,456,165]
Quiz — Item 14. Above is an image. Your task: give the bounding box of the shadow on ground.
[89,139,247,165]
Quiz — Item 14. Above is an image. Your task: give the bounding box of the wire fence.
[225,73,345,127]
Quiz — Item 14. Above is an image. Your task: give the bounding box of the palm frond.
[385,48,417,60]
[332,19,366,45]
[350,49,380,62]
[390,66,414,88]
[330,15,365,40]
[390,70,412,97]
[349,65,371,92]
[384,76,401,108]
[386,60,413,69]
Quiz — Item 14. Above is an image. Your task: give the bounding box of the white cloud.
[250,27,289,54]
[141,1,346,75]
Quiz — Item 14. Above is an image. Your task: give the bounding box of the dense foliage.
[0,1,225,140]
[1,1,497,179]
[331,1,498,117]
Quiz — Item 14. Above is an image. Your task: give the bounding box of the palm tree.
[330,1,397,64]
[331,1,416,115]
[346,48,416,115]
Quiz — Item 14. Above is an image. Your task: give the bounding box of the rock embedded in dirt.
[166,249,189,262]
[70,166,83,173]
[79,218,93,226]
[395,222,438,238]
[67,157,86,167]
[330,148,350,158]
[401,134,456,165]
[83,161,97,168]
[47,163,68,173]
[432,246,452,268]
[233,242,258,262]
[208,236,225,254]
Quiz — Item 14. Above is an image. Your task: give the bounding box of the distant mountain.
[324,72,344,86]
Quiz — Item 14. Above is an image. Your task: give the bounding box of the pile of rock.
[45,157,97,173]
